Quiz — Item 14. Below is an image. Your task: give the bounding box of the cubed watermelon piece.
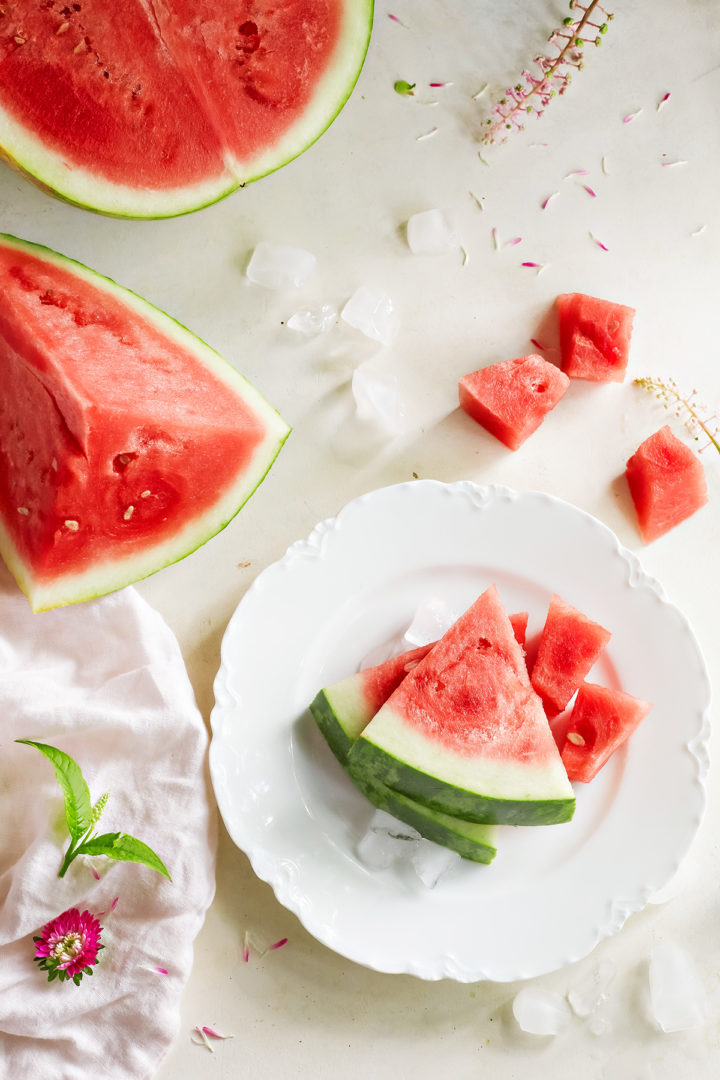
[458,354,570,451]
[625,425,708,542]
[531,595,611,717]
[559,683,652,782]
[557,292,635,382]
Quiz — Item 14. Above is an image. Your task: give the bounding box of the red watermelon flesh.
[509,610,529,649]
[625,425,708,542]
[557,293,635,382]
[458,353,570,450]
[559,682,652,783]
[0,234,289,610]
[531,595,611,718]
[0,0,372,217]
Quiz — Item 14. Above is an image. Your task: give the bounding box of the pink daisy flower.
[33,908,104,986]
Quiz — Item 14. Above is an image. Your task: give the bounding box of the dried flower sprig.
[33,907,104,985]
[635,376,720,454]
[483,0,613,144]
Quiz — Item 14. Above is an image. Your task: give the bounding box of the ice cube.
[287,304,338,335]
[404,598,458,647]
[407,209,458,255]
[246,241,316,289]
[352,365,403,434]
[341,286,399,345]
[411,838,460,888]
[568,960,616,1017]
[359,632,408,671]
[649,941,706,1032]
[355,810,420,869]
[512,987,572,1035]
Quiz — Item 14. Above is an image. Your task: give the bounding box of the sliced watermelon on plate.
[530,595,611,718]
[0,0,373,217]
[625,425,708,542]
[347,585,575,826]
[558,682,653,783]
[0,234,289,611]
[458,353,569,450]
[557,293,635,382]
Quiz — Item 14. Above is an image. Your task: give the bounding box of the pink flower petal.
[429,82,452,88]
[504,237,522,247]
[110,896,119,911]
[521,261,542,268]
[657,92,671,110]
[623,108,642,123]
[269,938,288,951]
[90,866,101,881]
[193,1026,214,1053]
[530,339,547,351]
[541,192,558,210]
[580,184,597,197]
[564,169,588,178]
[202,1027,235,1040]
[491,227,500,251]
[589,231,609,251]
[388,13,409,27]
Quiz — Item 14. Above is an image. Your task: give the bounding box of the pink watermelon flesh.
[358,643,436,718]
[625,425,708,542]
[557,293,635,382]
[0,235,289,609]
[509,610,529,649]
[458,353,570,450]
[0,0,371,215]
[559,682,652,783]
[531,595,612,717]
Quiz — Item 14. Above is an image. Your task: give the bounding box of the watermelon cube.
[560,683,652,783]
[458,353,569,451]
[625,425,708,542]
[531,595,611,717]
[557,292,635,382]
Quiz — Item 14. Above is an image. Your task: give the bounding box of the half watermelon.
[0,0,373,217]
[0,234,290,611]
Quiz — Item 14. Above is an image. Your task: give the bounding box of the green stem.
[58,840,77,878]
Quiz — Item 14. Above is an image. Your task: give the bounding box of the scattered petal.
[416,126,439,140]
[242,930,251,963]
[530,339,547,351]
[269,938,288,951]
[589,231,609,251]
[90,866,101,880]
[110,896,119,911]
[529,142,549,148]
[469,191,484,211]
[580,183,597,197]
[202,1027,235,1040]
[460,245,469,266]
[388,13,409,27]
[192,1026,214,1053]
[623,108,642,123]
[661,158,688,168]
[564,169,589,178]
[657,91,671,110]
[504,236,522,247]
[153,966,169,975]
[602,155,610,175]
[690,224,706,236]
[472,83,488,99]
[429,81,453,88]
[491,227,500,251]
[541,192,558,210]
[521,261,544,269]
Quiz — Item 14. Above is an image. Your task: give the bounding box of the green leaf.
[16,740,93,840]
[75,832,171,880]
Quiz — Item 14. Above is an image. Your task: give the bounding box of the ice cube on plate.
[356,810,421,869]
[411,838,460,888]
[568,960,616,1017]
[513,987,572,1035]
[352,365,403,434]
[287,304,337,335]
[341,286,399,346]
[404,598,458,647]
[649,941,705,1032]
[246,242,316,289]
[407,209,458,255]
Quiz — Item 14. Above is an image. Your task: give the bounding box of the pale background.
[3,0,720,1076]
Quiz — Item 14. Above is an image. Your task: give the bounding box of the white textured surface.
[2,0,719,1074]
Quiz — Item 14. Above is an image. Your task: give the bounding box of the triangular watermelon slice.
[0,234,289,610]
[347,586,575,826]
[558,682,652,783]
[530,595,611,718]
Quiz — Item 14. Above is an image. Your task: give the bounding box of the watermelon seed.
[51,458,58,471]
[73,40,86,53]
[140,490,151,498]
[13,35,25,44]
[56,21,70,33]
[566,731,585,745]
[16,506,29,516]
[123,505,135,521]
[64,520,79,531]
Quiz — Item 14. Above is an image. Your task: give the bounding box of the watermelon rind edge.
[0,232,291,611]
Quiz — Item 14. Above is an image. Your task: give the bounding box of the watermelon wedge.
[347,586,575,826]
[558,683,652,783]
[458,354,570,450]
[557,293,635,382]
[625,425,708,542]
[0,234,289,611]
[530,595,611,718]
[0,0,373,217]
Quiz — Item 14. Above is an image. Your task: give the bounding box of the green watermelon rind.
[0,233,290,611]
[309,686,359,766]
[0,1,374,219]
[347,737,576,827]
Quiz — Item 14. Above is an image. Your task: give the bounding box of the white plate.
[210,481,710,982]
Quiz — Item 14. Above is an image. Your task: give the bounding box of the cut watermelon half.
[625,425,708,542]
[347,586,575,826]
[0,0,373,217]
[530,595,611,718]
[557,293,635,382]
[558,683,652,783]
[458,353,569,450]
[0,234,290,611]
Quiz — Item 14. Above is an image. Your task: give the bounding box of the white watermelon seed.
[140,490,151,498]
[51,457,58,470]
[16,506,29,515]
[123,505,135,520]
[56,21,70,33]
[64,519,79,531]
[566,731,586,746]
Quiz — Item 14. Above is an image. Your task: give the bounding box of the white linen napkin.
[0,563,216,1080]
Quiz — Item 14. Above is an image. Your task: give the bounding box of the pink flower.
[33,907,104,985]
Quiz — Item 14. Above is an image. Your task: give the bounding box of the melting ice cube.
[355,810,421,869]
[341,286,399,346]
[403,598,458,647]
[649,941,705,1032]
[246,242,316,289]
[352,365,403,434]
[411,838,460,888]
[567,960,616,1018]
[407,209,458,255]
[512,987,572,1035]
[287,304,338,335]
